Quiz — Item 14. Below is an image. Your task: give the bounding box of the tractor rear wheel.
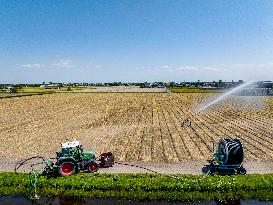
[59,161,76,176]
[88,163,98,173]
[238,167,246,175]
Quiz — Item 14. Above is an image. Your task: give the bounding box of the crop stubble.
[1,93,273,162]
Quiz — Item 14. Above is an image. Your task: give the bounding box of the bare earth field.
[1,93,273,173]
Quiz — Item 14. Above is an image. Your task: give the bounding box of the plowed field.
[1,93,273,162]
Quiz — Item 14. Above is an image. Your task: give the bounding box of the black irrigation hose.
[114,161,210,183]
[114,161,160,174]
[15,156,46,173]
[16,157,159,175]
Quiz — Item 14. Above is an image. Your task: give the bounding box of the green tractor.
[202,138,246,175]
[42,141,114,177]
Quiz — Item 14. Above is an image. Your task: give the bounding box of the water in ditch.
[1,195,273,205]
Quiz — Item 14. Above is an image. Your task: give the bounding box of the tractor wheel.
[88,163,98,173]
[59,161,76,176]
[238,167,246,175]
[209,166,216,175]
[202,165,210,175]
[202,165,215,175]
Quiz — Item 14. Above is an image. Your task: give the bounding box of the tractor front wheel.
[88,163,98,173]
[59,161,76,176]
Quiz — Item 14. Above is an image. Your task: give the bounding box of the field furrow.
[1,93,273,163]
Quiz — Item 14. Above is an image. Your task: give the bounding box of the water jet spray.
[196,81,255,113]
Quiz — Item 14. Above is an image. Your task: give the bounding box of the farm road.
[1,158,273,174]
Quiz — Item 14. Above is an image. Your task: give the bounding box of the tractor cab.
[57,141,96,162]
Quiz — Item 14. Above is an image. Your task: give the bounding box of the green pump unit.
[202,138,246,175]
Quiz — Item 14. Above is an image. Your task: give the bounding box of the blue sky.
[0,0,273,83]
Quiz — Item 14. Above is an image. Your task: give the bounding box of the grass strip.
[1,172,273,201]
[0,92,54,99]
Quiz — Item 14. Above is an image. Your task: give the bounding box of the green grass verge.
[1,173,273,201]
[0,92,54,99]
[20,86,91,93]
[171,87,223,93]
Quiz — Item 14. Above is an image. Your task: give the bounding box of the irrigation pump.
[42,141,114,177]
[202,138,246,175]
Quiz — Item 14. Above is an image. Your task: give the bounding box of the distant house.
[157,84,165,88]
[45,84,61,89]
[199,86,220,90]
[257,81,273,88]
[1,86,13,92]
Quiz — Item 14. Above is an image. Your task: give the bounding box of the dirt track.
[2,158,273,174]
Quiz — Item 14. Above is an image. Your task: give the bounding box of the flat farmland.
[1,93,273,166]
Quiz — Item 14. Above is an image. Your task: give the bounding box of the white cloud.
[134,62,273,81]
[52,59,74,68]
[161,65,170,69]
[177,66,199,71]
[82,63,105,70]
[20,58,75,70]
[203,66,221,72]
[225,62,273,81]
[175,66,221,72]
[231,63,257,68]
[20,63,42,68]
[231,62,273,69]
[137,65,222,75]
[95,64,104,68]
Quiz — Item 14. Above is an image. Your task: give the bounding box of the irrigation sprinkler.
[29,170,39,199]
[166,88,172,95]
[180,82,255,175]
[196,80,255,113]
